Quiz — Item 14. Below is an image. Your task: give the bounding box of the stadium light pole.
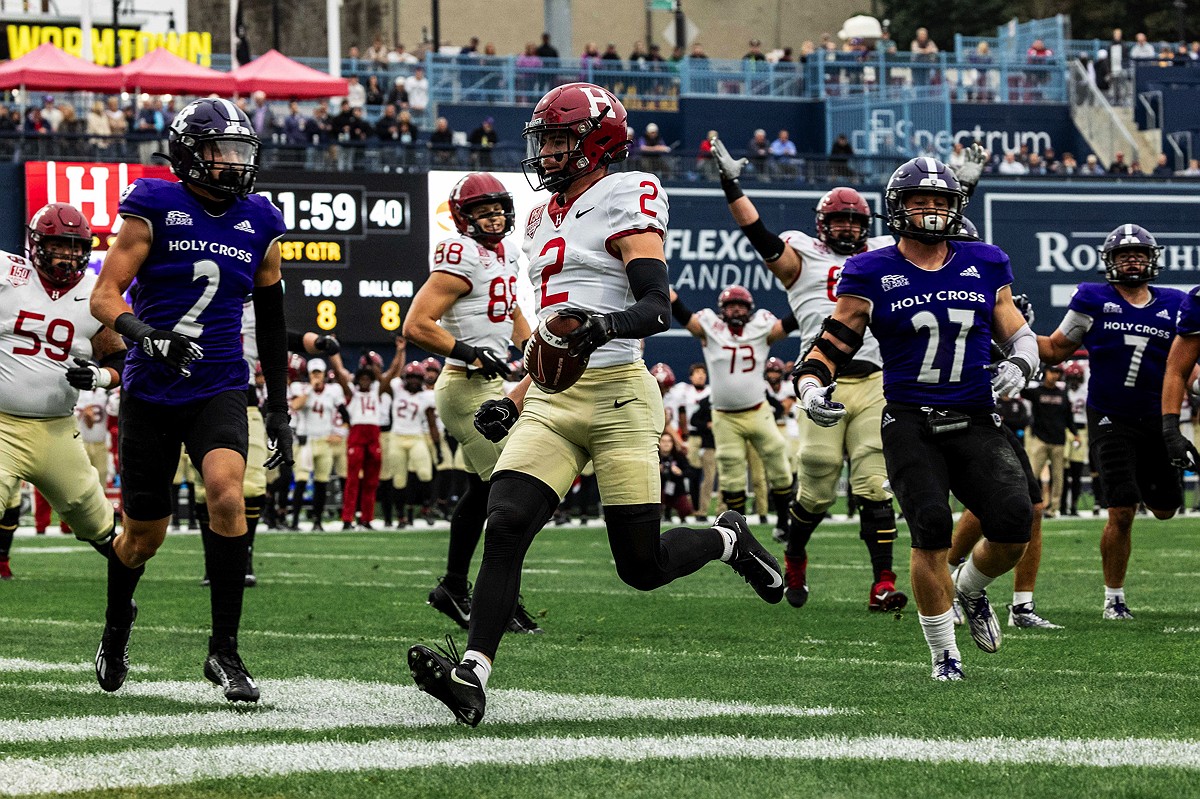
[327,0,342,77]
[432,0,440,53]
[1177,0,1188,43]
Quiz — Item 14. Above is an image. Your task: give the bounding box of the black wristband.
[1164,413,1182,433]
[721,176,744,204]
[113,312,153,344]
[517,338,529,354]
[671,296,692,326]
[450,340,477,363]
[739,218,787,263]
[781,313,799,334]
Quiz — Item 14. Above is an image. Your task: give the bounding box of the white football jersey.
[287,381,309,436]
[696,308,777,411]
[766,380,799,438]
[523,171,669,369]
[432,234,520,367]
[75,388,109,443]
[662,382,688,430]
[779,230,892,369]
[1067,383,1087,426]
[0,254,104,418]
[389,382,435,435]
[346,383,384,427]
[676,382,711,429]
[298,382,346,439]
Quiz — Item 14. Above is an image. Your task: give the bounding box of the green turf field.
[2,514,1199,798]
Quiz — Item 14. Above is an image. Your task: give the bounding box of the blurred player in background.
[290,358,345,530]
[1062,361,1089,516]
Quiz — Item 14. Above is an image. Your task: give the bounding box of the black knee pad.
[859,498,898,544]
[605,503,671,591]
[722,490,746,513]
[452,474,490,527]
[483,471,559,561]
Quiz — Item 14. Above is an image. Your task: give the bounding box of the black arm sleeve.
[780,313,799,333]
[739,218,787,263]
[287,330,306,353]
[606,258,671,340]
[671,295,693,326]
[253,281,290,413]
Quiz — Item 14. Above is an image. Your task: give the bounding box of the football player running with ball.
[709,135,905,613]
[408,83,783,726]
[402,173,539,633]
[796,158,1036,680]
[1040,225,1185,620]
[0,203,127,579]
[669,285,794,533]
[89,98,291,702]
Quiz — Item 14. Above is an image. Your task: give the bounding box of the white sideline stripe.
[0,617,410,644]
[0,658,152,675]
[4,733,1200,795]
[4,679,848,744]
[1164,627,1200,633]
[10,546,92,554]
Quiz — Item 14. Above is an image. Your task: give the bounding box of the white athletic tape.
[4,679,848,744]
[3,733,1199,795]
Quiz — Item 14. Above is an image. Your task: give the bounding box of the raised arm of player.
[767,317,789,345]
[328,352,353,394]
[380,337,406,394]
[667,287,705,343]
[710,134,802,286]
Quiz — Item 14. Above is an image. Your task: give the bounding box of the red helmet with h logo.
[815,187,871,255]
[522,82,631,194]
[650,362,675,389]
[28,202,91,287]
[718,285,755,327]
[448,172,514,244]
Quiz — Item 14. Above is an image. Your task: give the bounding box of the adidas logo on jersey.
[960,266,981,278]
[881,274,910,292]
[166,210,193,226]
[882,412,895,428]
[234,219,255,233]
[1103,302,1122,314]
[1157,309,1171,320]
[1098,416,1112,426]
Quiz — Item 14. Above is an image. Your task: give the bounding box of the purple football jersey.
[1068,282,1184,418]
[118,179,285,403]
[835,240,1013,410]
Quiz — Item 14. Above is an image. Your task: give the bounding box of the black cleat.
[428,579,471,629]
[204,636,260,702]
[716,511,784,604]
[95,600,137,692]
[199,574,211,587]
[506,595,545,634]
[408,635,486,726]
[244,559,257,588]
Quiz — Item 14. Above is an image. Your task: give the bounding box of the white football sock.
[919,609,959,662]
[1104,585,1125,603]
[462,649,492,689]
[714,526,737,562]
[954,556,995,598]
[1012,590,1033,607]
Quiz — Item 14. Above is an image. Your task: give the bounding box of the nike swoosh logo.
[614,398,636,408]
[74,296,88,301]
[575,207,595,218]
[754,555,784,588]
[449,670,475,686]
[874,592,890,602]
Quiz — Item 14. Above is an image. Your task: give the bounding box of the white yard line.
[3,732,1200,795]
[4,679,848,744]
[0,659,153,674]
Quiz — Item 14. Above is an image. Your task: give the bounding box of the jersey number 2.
[174,260,220,338]
[912,309,976,384]
[539,237,568,308]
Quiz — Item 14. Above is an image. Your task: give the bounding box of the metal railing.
[1167,130,1193,166]
[1068,60,1140,166]
[1138,90,1164,129]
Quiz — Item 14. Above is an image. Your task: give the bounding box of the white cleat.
[1007,601,1063,628]
[953,570,1001,653]
[932,649,963,681]
[1103,597,1135,620]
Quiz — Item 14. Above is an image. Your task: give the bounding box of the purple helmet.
[883,157,968,244]
[959,217,979,239]
[1101,224,1162,285]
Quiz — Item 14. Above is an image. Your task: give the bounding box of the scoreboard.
[261,171,429,342]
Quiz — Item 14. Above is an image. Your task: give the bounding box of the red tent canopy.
[0,43,123,92]
[117,48,236,95]
[230,50,349,99]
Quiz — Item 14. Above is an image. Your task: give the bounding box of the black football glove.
[1163,414,1200,471]
[314,334,340,355]
[263,410,295,469]
[464,346,511,380]
[474,397,519,443]
[557,307,613,359]
[65,357,113,390]
[140,330,203,376]
[1012,293,1035,327]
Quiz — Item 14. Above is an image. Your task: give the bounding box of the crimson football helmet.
[522,82,631,194]
[650,362,676,390]
[422,357,442,372]
[403,361,425,379]
[718,286,754,327]
[449,172,515,244]
[815,188,871,256]
[764,357,786,375]
[288,353,307,380]
[1064,361,1085,384]
[28,202,91,287]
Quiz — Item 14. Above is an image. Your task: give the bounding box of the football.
[525,311,588,394]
